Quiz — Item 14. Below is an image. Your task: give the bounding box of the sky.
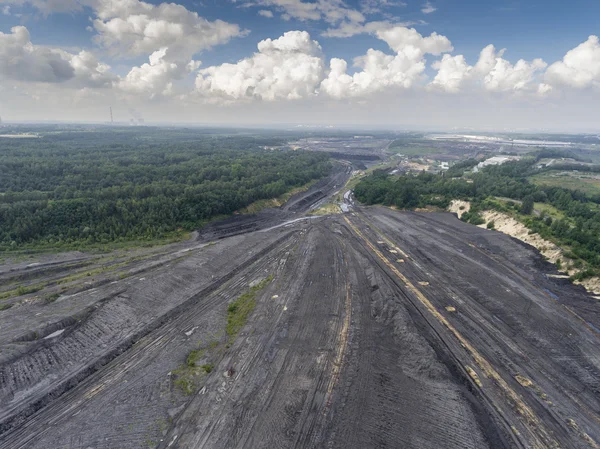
[0,0,599,131]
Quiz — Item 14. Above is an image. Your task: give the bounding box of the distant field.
[531,170,600,195]
[388,140,445,156]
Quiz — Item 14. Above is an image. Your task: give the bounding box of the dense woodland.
[355,152,600,279]
[0,129,330,250]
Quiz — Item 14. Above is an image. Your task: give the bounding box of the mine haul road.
[1,201,600,448]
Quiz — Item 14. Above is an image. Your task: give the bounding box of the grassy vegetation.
[310,203,341,215]
[174,286,265,394]
[227,275,273,341]
[238,179,318,214]
[53,251,189,287]
[44,293,60,303]
[201,364,214,373]
[186,349,205,367]
[388,140,445,157]
[531,171,600,196]
[465,197,599,281]
[331,161,395,204]
[0,303,14,311]
[1,231,191,256]
[173,350,207,395]
[0,283,45,301]
[534,202,565,220]
[172,338,223,395]
[355,157,600,281]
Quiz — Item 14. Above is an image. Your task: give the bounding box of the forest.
[354,154,600,279]
[0,129,330,250]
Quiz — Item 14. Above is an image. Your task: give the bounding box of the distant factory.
[473,155,521,172]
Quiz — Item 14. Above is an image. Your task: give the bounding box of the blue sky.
[0,0,599,130]
[3,0,598,66]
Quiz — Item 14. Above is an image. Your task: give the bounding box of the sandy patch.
[448,200,471,219]
[478,210,600,295]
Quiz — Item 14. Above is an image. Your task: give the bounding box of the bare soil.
[1,175,599,448]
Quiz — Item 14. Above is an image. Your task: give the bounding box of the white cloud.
[258,9,274,18]
[2,0,246,61]
[429,54,471,93]
[0,0,82,15]
[360,0,406,14]
[92,0,246,61]
[478,46,546,92]
[235,0,365,25]
[2,5,10,14]
[376,26,452,55]
[545,35,600,89]
[321,26,452,98]
[195,30,325,102]
[0,26,114,87]
[429,44,547,94]
[63,49,116,88]
[537,83,553,96]
[322,19,420,38]
[1,0,247,99]
[421,1,436,14]
[118,48,200,97]
[0,26,73,82]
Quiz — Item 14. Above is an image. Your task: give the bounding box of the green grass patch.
[0,283,45,301]
[44,293,61,303]
[227,275,273,340]
[0,303,14,311]
[172,359,206,395]
[531,171,600,196]
[533,202,566,221]
[310,203,341,215]
[172,340,222,395]
[0,231,190,255]
[238,180,318,214]
[201,364,214,374]
[186,349,205,367]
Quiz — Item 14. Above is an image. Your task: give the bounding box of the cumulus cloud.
[321,26,452,98]
[429,54,471,93]
[429,44,547,94]
[545,35,600,89]
[118,48,200,97]
[195,31,325,102]
[92,0,245,60]
[63,49,116,88]
[0,26,74,82]
[376,26,452,55]
[0,26,115,87]
[477,45,546,92]
[3,0,246,61]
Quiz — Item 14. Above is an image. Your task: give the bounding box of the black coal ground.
[1,204,599,449]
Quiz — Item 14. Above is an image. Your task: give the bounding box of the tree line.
[354,157,600,278]
[0,135,330,250]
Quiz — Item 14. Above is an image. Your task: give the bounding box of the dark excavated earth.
[1,189,599,449]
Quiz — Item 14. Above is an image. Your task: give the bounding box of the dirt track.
[1,187,600,447]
